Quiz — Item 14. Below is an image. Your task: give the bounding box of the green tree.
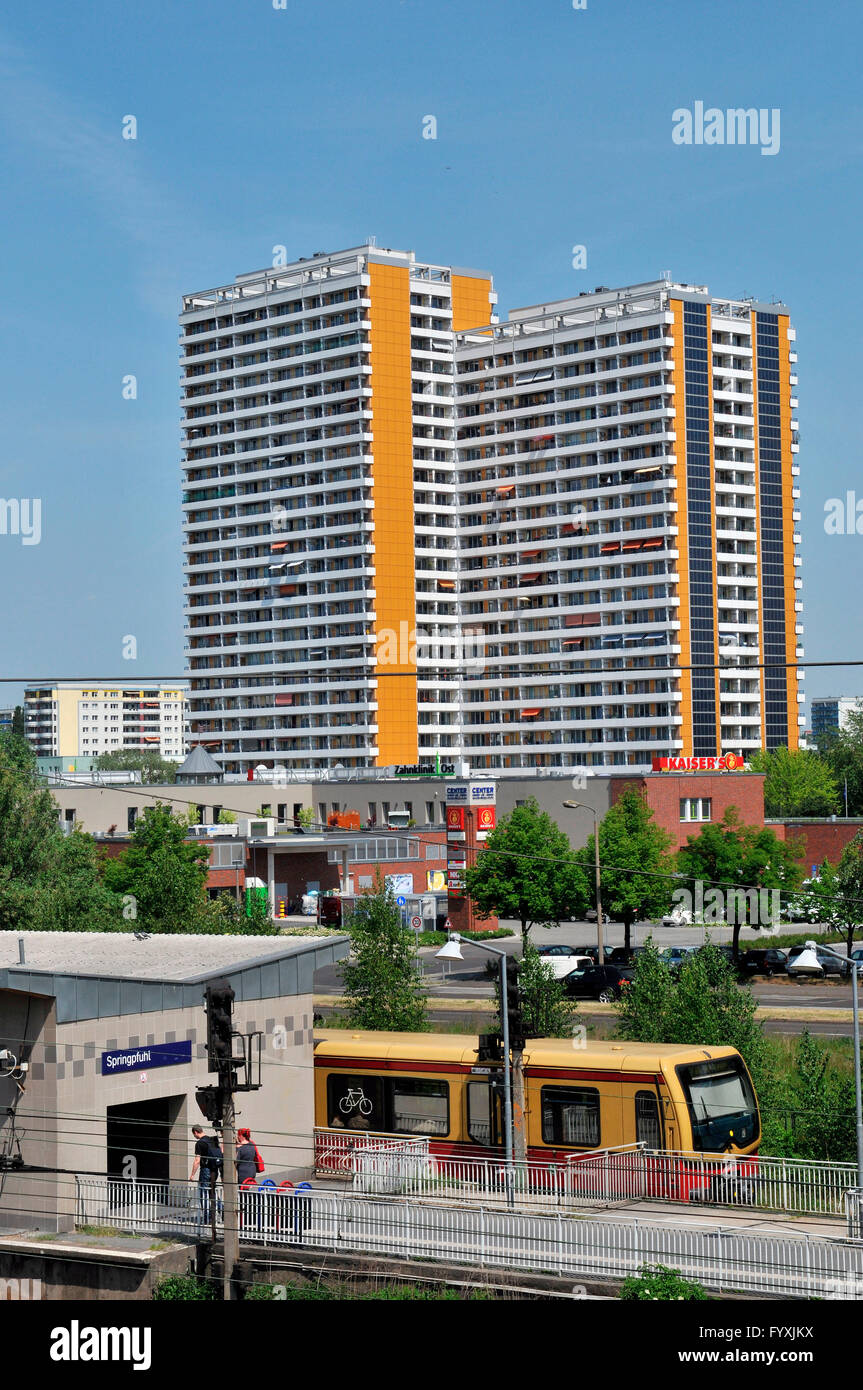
[677,809,802,958]
[821,833,863,958]
[817,704,863,815]
[577,789,675,954]
[789,1030,856,1162]
[216,808,237,824]
[749,747,840,817]
[101,804,211,934]
[0,759,123,932]
[0,723,38,775]
[464,798,589,940]
[488,942,579,1039]
[11,706,27,741]
[194,890,280,936]
[94,749,179,784]
[618,941,763,1060]
[340,877,427,1031]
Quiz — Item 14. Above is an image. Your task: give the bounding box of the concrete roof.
[0,931,349,1023]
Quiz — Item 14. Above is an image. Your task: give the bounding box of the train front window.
[676,1058,759,1151]
[392,1078,449,1136]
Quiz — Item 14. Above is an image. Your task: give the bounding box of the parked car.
[608,946,649,966]
[786,943,851,978]
[738,947,788,978]
[563,964,634,1002]
[659,945,699,973]
[536,945,594,979]
[661,906,693,927]
[850,948,863,968]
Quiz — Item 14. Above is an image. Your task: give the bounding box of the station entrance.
[106,1096,184,1183]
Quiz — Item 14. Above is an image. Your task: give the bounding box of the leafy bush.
[152,1274,219,1301]
[620,1264,707,1301]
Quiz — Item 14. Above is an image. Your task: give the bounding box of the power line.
[4,659,863,684]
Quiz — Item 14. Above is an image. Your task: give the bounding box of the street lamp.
[436,934,514,1201]
[562,801,605,965]
[853,962,863,1188]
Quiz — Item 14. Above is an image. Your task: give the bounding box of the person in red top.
[236,1127,263,1183]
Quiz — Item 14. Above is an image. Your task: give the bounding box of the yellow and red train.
[314,1031,760,1164]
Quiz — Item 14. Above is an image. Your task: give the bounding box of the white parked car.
[661,906,693,927]
[536,945,595,979]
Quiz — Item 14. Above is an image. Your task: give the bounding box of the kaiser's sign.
[652,753,745,772]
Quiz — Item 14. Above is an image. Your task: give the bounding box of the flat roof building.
[0,931,348,1232]
[24,684,188,762]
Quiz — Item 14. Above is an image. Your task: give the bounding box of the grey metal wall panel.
[298,956,315,993]
[140,983,163,1014]
[54,977,76,1024]
[75,978,100,1021]
[120,981,143,1015]
[98,979,121,1019]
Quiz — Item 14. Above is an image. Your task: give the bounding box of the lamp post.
[436,934,514,1203]
[562,801,605,965]
[853,961,863,1188]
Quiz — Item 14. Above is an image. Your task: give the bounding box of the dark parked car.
[608,946,649,966]
[564,964,634,1002]
[738,947,788,978]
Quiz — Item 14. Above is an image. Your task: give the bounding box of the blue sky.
[0,0,861,711]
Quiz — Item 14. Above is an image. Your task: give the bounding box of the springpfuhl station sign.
[651,753,746,772]
[101,1040,193,1076]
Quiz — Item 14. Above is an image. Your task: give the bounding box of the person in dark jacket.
[191,1124,223,1222]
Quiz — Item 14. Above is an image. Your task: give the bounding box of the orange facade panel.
[451,273,494,333]
[368,260,417,765]
[669,300,693,756]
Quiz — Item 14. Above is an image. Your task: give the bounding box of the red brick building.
[611,772,766,852]
[769,818,863,872]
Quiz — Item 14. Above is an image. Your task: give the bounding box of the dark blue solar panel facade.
[755,312,788,750]
[683,302,717,757]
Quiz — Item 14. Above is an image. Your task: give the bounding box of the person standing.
[235,1127,263,1182]
[190,1124,222,1223]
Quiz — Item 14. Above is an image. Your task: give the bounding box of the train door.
[466,1079,503,1149]
[635,1090,663,1150]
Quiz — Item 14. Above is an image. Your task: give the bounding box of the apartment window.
[127,807,138,832]
[426,801,435,825]
[212,806,222,822]
[318,803,327,826]
[367,802,377,826]
[680,797,712,822]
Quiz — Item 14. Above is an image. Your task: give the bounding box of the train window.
[635,1091,662,1149]
[326,1074,385,1132]
[392,1078,449,1136]
[541,1086,600,1147]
